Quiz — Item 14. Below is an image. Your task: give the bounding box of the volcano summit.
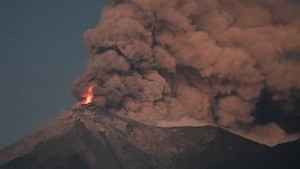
[0,109,299,169]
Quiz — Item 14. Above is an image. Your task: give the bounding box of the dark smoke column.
[73,0,300,145]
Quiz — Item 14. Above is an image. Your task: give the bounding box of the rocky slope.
[1,109,299,169]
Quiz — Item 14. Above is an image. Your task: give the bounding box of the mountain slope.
[0,111,299,169]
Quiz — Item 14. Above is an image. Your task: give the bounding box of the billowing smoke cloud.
[73,0,300,145]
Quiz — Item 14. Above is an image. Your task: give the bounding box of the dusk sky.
[0,0,104,147]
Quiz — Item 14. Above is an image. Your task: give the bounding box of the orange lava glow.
[81,85,95,105]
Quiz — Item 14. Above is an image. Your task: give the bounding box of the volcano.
[2,0,300,168]
[0,108,299,169]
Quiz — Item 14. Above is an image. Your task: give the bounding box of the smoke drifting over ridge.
[73,0,300,145]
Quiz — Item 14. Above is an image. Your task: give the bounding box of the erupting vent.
[81,85,94,105]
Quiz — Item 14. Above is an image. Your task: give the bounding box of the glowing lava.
[81,85,95,105]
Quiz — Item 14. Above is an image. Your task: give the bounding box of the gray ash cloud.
[72,0,300,145]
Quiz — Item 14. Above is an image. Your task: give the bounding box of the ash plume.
[73,0,300,145]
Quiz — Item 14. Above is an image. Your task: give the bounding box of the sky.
[0,0,104,147]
